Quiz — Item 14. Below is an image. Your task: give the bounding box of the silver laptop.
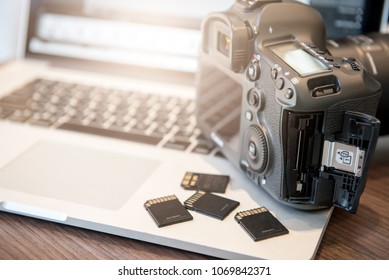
[0,0,332,259]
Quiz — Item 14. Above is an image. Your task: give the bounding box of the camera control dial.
[242,125,268,172]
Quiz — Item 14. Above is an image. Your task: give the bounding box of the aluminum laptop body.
[0,0,332,259]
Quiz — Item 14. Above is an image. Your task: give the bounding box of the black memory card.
[184,191,240,220]
[181,172,229,193]
[235,207,289,241]
[144,195,193,227]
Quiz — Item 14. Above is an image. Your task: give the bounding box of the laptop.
[0,0,332,259]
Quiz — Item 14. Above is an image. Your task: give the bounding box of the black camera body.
[327,33,389,135]
[196,0,381,212]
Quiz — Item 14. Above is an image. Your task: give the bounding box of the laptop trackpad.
[0,141,161,210]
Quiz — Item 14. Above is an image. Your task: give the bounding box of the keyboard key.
[132,122,148,131]
[153,124,170,135]
[12,85,35,99]
[8,114,30,123]
[175,129,194,139]
[58,122,163,145]
[191,141,215,154]
[0,95,29,109]
[163,138,191,151]
[175,118,192,127]
[0,107,14,118]
[196,133,210,141]
[29,118,53,126]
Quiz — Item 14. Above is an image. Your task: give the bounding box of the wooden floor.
[1,137,388,260]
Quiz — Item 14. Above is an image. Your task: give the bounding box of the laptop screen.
[26,0,235,76]
[24,0,389,78]
[310,0,389,38]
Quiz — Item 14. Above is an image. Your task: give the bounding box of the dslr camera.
[196,0,381,212]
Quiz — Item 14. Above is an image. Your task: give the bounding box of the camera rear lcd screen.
[272,44,330,77]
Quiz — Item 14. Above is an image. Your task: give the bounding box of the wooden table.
[1,137,388,260]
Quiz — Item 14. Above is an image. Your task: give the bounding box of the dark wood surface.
[1,137,388,260]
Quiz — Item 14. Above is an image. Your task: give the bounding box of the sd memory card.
[181,172,229,193]
[144,195,193,227]
[235,207,289,241]
[184,191,240,220]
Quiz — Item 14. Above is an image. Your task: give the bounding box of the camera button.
[271,69,278,80]
[245,111,253,121]
[248,141,257,158]
[325,56,334,62]
[276,78,285,90]
[285,88,294,99]
[247,88,262,109]
[247,62,260,81]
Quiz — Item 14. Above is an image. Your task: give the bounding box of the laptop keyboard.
[0,79,216,154]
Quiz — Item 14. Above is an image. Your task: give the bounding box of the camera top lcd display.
[271,43,331,77]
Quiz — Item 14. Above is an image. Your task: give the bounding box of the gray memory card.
[184,191,239,220]
[235,207,289,241]
[181,172,230,193]
[144,195,193,227]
